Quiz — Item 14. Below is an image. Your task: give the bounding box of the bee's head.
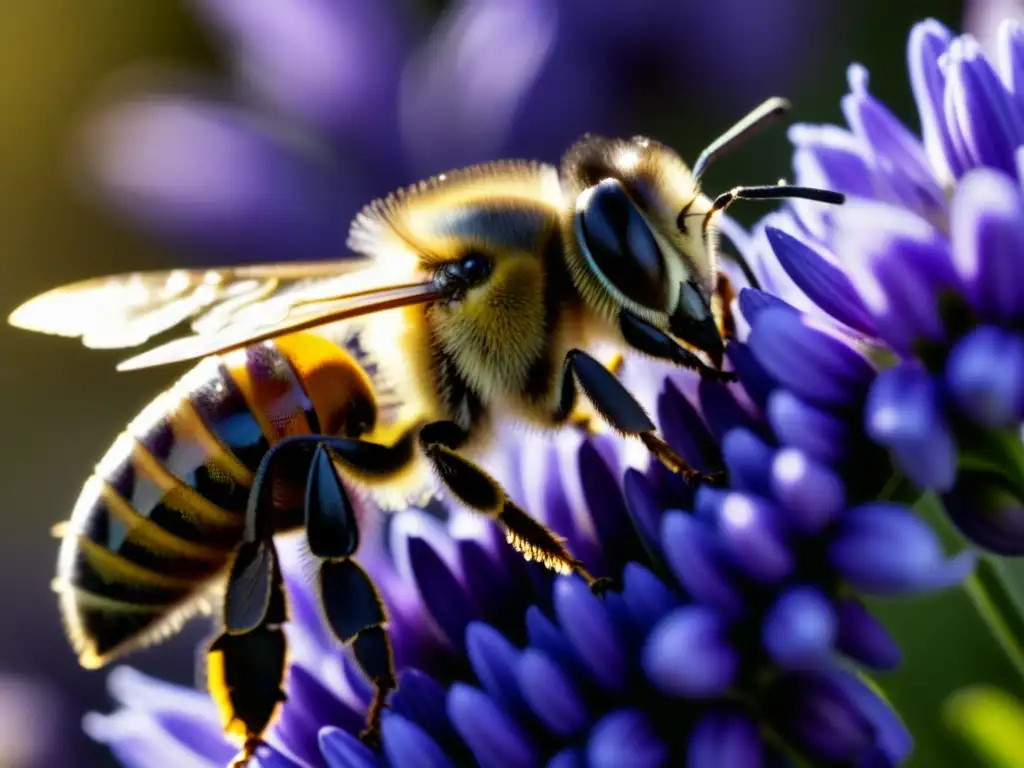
[561,135,720,355]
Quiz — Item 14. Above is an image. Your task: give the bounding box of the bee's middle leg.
[417,421,610,593]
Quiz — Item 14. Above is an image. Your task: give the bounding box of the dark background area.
[0,1,974,765]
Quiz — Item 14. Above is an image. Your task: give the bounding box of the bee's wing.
[114,278,441,371]
[7,259,374,350]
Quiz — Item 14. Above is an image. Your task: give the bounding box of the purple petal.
[319,726,381,768]
[408,537,477,650]
[465,623,530,721]
[766,670,883,763]
[835,597,902,670]
[944,471,1024,555]
[661,512,746,618]
[643,606,740,697]
[658,379,721,473]
[448,684,539,768]
[830,502,976,594]
[721,429,775,498]
[577,441,641,566]
[833,200,959,355]
[548,748,585,768]
[726,343,776,412]
[624,469,666,558]
[749,308,876,409]
[553,577,629,692]
[842,64,947,216]
[946,326,1024,426]
[275,665,362,763]
[998,20,1024,113]
[762,587,837,670]
[381,714,454,768]
[587,710,668,768]
[86,97,346,261]
[149,711,237,766]
[524,606,588,684]
[699,379,760,443]
[251,746,303,768]
[619,563,680,633]
[950,168,1024,324]
[687,709,765,768]
[709,491,795,585]
[85,709,224,768]
[738,288,798,327]
[945,36,1024,176]
[907,19,961,180]
[865,364,957,491]
[767,389,854,466]
[401,0,558,174]
[788,124,882,201]
[458,539,521,629]
[824,668,914,764]
[770,448,846,533]
[196,0,407,152]
[389,670,459,751]
[766,227,878,335]
[517,649,588,737]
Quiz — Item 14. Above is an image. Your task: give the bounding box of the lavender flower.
[735,18,1024,554]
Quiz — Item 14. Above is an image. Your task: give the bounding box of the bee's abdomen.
[57,340,334,666]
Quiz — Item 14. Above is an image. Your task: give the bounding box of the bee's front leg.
[553,348,725,487]
[620,307,737,383]
[417,421,611,594]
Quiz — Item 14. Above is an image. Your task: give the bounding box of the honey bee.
[9,97,843,765]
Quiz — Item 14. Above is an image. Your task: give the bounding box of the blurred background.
[0,0,999,765]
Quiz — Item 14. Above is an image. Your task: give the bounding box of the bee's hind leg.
[554,348,725,486]
[205,505,290,766]
[302,440,408,747]
[417,421,611,594]
[230,434,412,750]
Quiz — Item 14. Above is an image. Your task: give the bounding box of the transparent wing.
[8,259,373,350]
[115,280,440,370]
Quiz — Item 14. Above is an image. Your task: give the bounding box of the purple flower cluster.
[89,407,940,766]
[738,18,1024,554]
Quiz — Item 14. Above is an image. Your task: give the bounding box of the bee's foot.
[359,727,382,751]
[684,469,728,488]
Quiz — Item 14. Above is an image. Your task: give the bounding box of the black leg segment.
[419,420,610,592]
[556,348,722,485]
[303,443,396,747]
[208,624,288,768]
[622,308,735,382]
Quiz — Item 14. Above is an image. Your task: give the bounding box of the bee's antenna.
[692,97,791,180]
[701,182,845,292]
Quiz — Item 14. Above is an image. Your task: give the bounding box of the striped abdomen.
[56,333,377,668]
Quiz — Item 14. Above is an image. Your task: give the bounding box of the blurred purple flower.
[0,673,70,768]
[738,18,1024,554]
[84,0,828,264]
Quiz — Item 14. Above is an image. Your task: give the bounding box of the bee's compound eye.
[576,178,668,312]
[459,253,491,286]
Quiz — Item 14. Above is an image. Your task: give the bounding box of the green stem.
[963,560,1024,686]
